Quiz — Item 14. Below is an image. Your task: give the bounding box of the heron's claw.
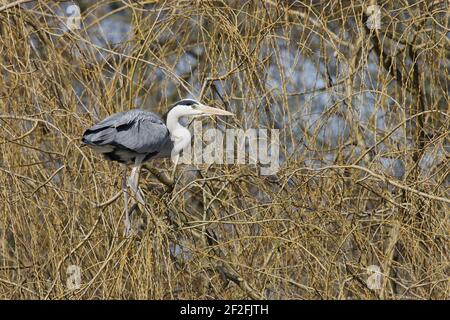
[123,203,139,237]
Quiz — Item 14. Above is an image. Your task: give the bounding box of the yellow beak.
[197,104,234,116]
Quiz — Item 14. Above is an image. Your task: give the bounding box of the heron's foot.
[123,223,132,237]
[123,203,138,237]
[123,203,147,238]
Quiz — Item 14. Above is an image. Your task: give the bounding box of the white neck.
[166,106,192,154]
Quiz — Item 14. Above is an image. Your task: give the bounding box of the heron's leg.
[171,153,180,182]
[128,163,145,204]
[122,167,132,236]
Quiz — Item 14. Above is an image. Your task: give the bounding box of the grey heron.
[82,99,233,235]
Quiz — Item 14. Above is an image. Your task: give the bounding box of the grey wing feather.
[82,109,169,155]
[113,113,169,154]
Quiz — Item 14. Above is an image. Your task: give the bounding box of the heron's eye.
[191,104,198,109]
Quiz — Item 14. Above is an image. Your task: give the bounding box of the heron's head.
[166,99,233,121]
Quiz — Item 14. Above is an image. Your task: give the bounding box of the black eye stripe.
[174,99,198,107]
[162,99,200,122]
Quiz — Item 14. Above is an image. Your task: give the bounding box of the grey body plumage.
[82,109,173,164]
